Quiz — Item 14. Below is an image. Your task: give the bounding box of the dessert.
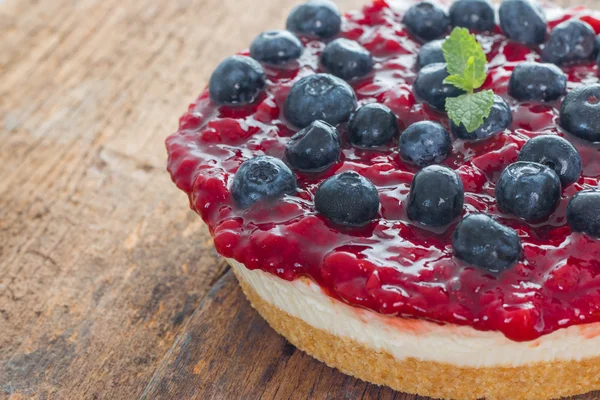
[166,0,600,398]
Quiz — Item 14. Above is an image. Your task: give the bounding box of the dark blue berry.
[449,0,496,32]
[542,20,596,66]
[594,33,600,59]
[499,0,547,45]
[518,135,582,186]
[209,56,266,106]
[560,84,600,142]
[284,73,357,128]
[402,2,450,42]
[314,172,380,226]
[321,39,374,81]
[348,103,399,147]
[286,0,341,39]
[417,39,445,70]
[407,165,465,227]
[508,62,567,102]
[452,214,522,273]
[399,121,451,167]
[285,120,340,172]
[231,156,297,208]
[451,95,512,141]
[567,190,600,238]
[250,30,303,66]
[495,161,561,222]
[414,63,466,111]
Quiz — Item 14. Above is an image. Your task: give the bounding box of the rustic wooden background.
[0,0,598,399]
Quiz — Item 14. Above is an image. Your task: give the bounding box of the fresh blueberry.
[231,156,297,208]
[314,172,380,226]
[403,2,450,42]
[495,161,561,222]
[567,189,600,238]
[414,63,466,111]
[560,84,600,142]
[542,20,596,66]
[321,39,374,81]
[451,95,512,141]
[285,120,340,172]
[399,121,451,167]
[449,0,496,32]
[286,0,342,39]
[594,33,600,59]
[499,0,547,45]
[250,30,303,66]
[508,62,567,102]
[417,39,445,70]
[518,135,582,186]
[209,55,266,106]
[284,73,357,128]
[348,103,399,147]
[407,165,465,227]
[452,214,522,273]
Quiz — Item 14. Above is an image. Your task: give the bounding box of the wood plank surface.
[0,0,598,399]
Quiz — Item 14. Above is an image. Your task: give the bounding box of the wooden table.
[1,0,598,398]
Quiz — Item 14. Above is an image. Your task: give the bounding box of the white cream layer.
[229,258,600,368]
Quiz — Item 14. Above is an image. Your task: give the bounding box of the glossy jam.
[167,0,600,341]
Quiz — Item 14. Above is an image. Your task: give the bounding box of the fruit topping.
[416,39,445,70]
[508,62,567,102]
[285,120,341,172]
[209,55,266,106]
[517,135,582,186]
[321,38,374,81]
[559,84,600,142]
[449,0,496,33]
[286,0,342,39]
[451,94,512,141]
[250,30,303,66]
[567,190,600,238]
[403,2,450,43]
[348,103,399,148]
[499,0,547,45]
[542,19,596,65]
[399,121,451,167]
[414,63,465,111]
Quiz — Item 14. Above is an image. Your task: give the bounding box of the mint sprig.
[442,27,494,133]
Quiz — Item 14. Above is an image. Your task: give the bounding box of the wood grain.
[0,0,598,399]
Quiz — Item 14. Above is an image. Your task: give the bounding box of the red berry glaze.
[166,1,600,341]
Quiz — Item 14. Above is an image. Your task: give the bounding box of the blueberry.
[508,62,567,102]
[542,20,595,66]
[495,161,561,222]
[567,190,600,238]
[414,63,466,111]
[449,0,496,32]
[285,120,340,172]
[250,30,303,66]
[595,33,600,59]
[560,84,600,142]
[348,103,399,147]
[403,2,450,42]
[286,0,341,39]
[518,135,582,186]
[499,0,547,45]
[451,95,512,141]
[314,172,380,226]
[452,214,522,273]
[399,121,451,167]
[209,56,266,106]
[407,165,465,227]
[231,156,297,208]
[417,39,445,70]
[321,38,374,81]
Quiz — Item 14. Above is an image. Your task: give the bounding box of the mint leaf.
[446,90,494,133]
[442,27,487,92]
[443,74,473,92]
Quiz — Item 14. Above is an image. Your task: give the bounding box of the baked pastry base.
[232,266,600,400]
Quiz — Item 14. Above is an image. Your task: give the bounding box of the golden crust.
[232,268,600,400]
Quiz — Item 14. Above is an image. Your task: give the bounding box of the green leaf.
[445,90,495,133]
[442,27,487,92]
[443,74,473,92]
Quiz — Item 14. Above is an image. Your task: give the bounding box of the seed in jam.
[508,62,567,102]
[413,63,465,111]
[284,73,357,128]
[402,2,450,43]
[499,0,547,45]
[416,39,445,70]
[208,55,266,106]
[449,0,496,33]
[286,0,341,39]
[407,165,465,227]
[321,38,374,81]
[495,161,561,222]
[231,156,297,208]
[347,103,399,148]
[542,19,596,66]
[250,30,303,66]
[452,213,522,273]
[314,172,379,227]
[399,121,451,167]
[450,94,512,141]
[518,135,582,186]
[560,84,600,142]
[567,190,600,238]
[285,120,340,172]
